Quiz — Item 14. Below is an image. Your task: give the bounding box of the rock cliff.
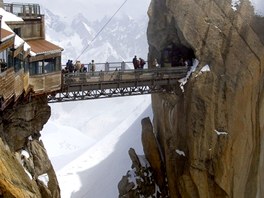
[0,96,60,197]
[119,0,264,197]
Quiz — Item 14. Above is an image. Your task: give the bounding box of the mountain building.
[0,1,63,110]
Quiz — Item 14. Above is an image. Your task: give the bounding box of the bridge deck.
[48,66,188,103]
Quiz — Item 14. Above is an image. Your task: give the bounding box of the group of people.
[63,59,96,74]
[132,55,146,69]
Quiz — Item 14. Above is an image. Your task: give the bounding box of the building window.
[14,53,24,72]
[29,58,59,75]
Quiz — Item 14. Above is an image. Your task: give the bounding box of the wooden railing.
[0,68,61,110]
[0,68,15,101]
[29,71,62,94]
[0,68,31,110]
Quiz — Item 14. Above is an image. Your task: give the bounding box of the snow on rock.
[21,150,30,159]
[38,173,49,187]
[214,129,228,136]
[24,168,33,180]
[127,169,138,189]
[178,59,199,92]
[175,149,186,157]
[195,64,211,77]
[200,65,211,72]
[231,0,241,11]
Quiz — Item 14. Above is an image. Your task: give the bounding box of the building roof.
[27,39,63,55]
[1,28,14,42]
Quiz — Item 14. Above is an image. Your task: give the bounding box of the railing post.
[88,63,92,73]
[99,70,104,81]
[105,62,109,72]
[121,61,125,71]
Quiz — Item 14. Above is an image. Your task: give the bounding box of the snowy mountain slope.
[58,106,152,198]
[43,8,148,64]
[41,95,152,197]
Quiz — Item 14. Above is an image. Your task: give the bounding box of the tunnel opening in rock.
[160,43,195,67]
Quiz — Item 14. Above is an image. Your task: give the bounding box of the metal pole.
[0,15,2,43]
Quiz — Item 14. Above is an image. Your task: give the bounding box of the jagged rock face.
[118,148,160,197]
[147,0,264,197]
[0,96,60,197]
[1,96,51,151]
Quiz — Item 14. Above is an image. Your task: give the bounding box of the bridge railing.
[62,61,149,72]
[4,3,42,18]
[62,66,187,87]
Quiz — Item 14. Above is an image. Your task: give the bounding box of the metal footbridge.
[47,63,188,103]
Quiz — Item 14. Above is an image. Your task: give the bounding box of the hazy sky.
[5,0,151,20]
[4,0,263,19]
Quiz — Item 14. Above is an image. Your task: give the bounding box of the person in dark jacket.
[139,58,146,69]
[132,55,139,69]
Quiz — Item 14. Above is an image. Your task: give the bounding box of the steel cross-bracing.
[47,67,188,103]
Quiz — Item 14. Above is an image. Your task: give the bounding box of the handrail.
[62,60,150,73]
[4,3,42,18]
[62,66,187,86]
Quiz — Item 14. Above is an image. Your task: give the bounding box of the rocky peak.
[120,0,264,197]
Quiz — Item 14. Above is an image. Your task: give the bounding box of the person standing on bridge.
[133,55,139,69]
[68,60,74,73]
[139,58,146,69]
[91,60,96,75]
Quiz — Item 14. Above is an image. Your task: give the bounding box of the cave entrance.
[161,43,195,67]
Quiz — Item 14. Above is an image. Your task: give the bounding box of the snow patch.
[195,64,211,77]
[21,150,30,159]
[30,51,37,56]
[38,173,49,187]
[28,136,33,141]
[231,0,241,11]
[214,129,228,136]
[14,35,24,49]
[127,169,138,189]
[176,149,185,157]
[24,168,33,180]
[178,59,199,92]
[24,42,31,52]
